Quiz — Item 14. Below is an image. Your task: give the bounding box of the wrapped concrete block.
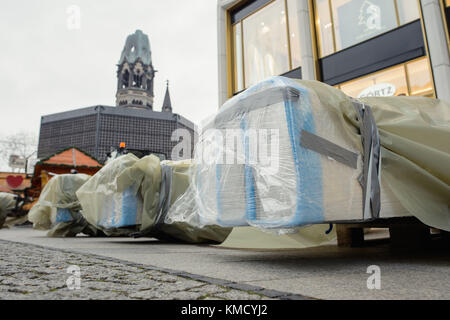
[77,153,145,236]
[28,173,98,237]
[143,159,232,244]
[167,77,381,230]
[166,76,449,233]
[77,154,231,243]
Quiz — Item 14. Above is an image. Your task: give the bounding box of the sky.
[0,0,219,142]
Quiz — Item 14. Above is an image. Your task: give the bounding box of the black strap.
[353,101,381,220]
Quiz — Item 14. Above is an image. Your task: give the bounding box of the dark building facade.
[37,106,195,162]
[37,30,196,163]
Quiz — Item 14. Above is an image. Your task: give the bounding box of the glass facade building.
[218,0,450,102]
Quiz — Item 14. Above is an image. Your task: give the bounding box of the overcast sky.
[0,0,219,142]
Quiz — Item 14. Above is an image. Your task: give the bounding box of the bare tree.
[0,131,38,173]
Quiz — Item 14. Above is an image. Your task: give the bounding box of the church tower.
[116,30,155,109]
[162,80,173,113]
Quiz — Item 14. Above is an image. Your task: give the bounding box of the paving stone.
[0,240,278,300]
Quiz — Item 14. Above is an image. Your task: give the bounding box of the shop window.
[287,0,302,69]
[340,64,408,98]
[243,0,289,88]
[337,57,433,98]
[406,59,433,97]
[334,0,397,51]
[230,0,303,94]
[316,0,335,57]
[233,23,244,93]
[396,0,420,25]
[315,0,421,57]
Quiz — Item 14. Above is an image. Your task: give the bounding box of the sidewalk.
[0,227,449,300]
[0,240,276,300]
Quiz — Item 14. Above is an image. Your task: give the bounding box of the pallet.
[336,217,435,248]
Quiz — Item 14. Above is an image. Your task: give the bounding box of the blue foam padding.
[243,82,325,228]
[242,115,256,223]
[118,187,139,227]
[55,208,73,223]
[100,187,138,228]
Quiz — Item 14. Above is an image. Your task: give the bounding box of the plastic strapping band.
[133,164,173,238]
[154,165,173,228]
[353,101,381,220]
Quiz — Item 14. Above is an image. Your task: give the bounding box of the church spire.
[162,80,172,113]
[116,30,155,110]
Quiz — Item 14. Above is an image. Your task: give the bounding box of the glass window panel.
[406,58,434,97]
[287,0,302,68]
[315,0,335,57]
[447,0,450,7]
[396,0,420,25]
[332,0,398,51]
[243,0,290,88]
[233,23,244,93]
[340,65,408,98]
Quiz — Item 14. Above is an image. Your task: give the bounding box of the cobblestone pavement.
[0,240,277,300]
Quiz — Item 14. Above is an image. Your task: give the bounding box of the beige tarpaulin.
[76,153,149,236]
[28,174,98,237]
[167,77,448,249]
[0,192,16,229]
[144,160,232,244]
[77,154,231,243]
[218,225,336,249]
[298,80,450,232]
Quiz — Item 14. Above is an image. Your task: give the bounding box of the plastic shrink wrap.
[77,154,231,243]
[166,77,450,232]
[76,153,145,236]
[0,192,16,228]
[140,159,232,244]
[28,173,98,237]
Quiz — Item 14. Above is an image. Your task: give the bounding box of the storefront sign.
[358,83,396,98]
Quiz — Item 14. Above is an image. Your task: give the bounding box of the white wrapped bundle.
[168,77,393,229]
[222,80,366,228]
[194,117,247,227]
[77,154,143,233]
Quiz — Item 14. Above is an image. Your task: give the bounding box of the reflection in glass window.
[243,0,290,88]
[315,0,420,57]
[287,0,302,68]
[406,59,433,97]
[233,23,244,93]
[315,0,335,57]
[340,65,408,98]
[396,0,420,25]
[333,0,397,51]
